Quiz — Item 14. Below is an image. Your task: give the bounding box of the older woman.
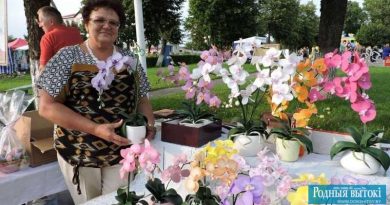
[37,0,155,203]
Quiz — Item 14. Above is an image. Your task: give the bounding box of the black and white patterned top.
[37,45,151,98]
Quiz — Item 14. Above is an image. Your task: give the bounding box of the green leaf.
[145,178,166,202]
[228,127,245,140]
[345,126,362,144]
[363,147,390,171]
[361,132,376,148]
[270,128,290,138]
[292,134,313,153]
[330,141,361,159]
[161,188,183,205]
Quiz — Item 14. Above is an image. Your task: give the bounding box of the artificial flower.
[287,186,309,205]
[230,175,264,205]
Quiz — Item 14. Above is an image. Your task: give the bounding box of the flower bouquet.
[0,91,33,173]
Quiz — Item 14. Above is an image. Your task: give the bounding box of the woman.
[37,0,155,203]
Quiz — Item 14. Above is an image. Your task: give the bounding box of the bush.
[170,55,201,65]
[146,56,158,67]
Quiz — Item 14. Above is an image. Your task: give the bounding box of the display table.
[0,161,67,205]
[83,132,390,205]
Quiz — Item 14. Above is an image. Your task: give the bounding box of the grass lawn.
[151,66,390,138]
[0,63,257,92]
[2,65,388,137]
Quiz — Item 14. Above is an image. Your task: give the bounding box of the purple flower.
[230,175,264,205]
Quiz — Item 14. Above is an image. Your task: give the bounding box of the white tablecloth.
[0,162,67,205]
[83,132,390,205]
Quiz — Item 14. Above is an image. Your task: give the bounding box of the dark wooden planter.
[161,118,222,147]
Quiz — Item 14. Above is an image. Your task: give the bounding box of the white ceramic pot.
[233,132,265,157]
[340,151,380,175]
[275,137,300,162]
[126,125,146,144]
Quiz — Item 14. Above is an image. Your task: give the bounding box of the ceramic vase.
[340,151,380,175]
[233,131,265,157]
[126,125,146,144]
[275,137,300,162]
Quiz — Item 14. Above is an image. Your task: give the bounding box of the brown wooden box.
[161,119,222,147]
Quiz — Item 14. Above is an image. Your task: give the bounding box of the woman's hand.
[145,124,157,141]
[94,119,130,146]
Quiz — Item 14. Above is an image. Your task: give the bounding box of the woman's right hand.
[94,119,130,146]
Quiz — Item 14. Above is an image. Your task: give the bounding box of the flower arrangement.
[157,47,224,125]
[314,50,390,173]
[116,140,161,204]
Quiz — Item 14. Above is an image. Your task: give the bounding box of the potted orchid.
[158,48,224,147]
[221,45,307,157]
[316,50,390,175]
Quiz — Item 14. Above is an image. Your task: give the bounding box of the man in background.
[37,6,83,72]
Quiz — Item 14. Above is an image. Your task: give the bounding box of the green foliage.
[170,55,201,65]
[355,23,390,46]
[330,126,390,171]
[259,0,300,48]
[185,0,259,49]
[344,1,367,35]
[115,187,145,205]
[269,118,313,153]
[145,178,183,205]
[294,1,319,48]
[185,185,220,205]
[355,0,390,46]
[176,101,216,124]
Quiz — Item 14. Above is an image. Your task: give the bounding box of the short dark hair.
[38,6,64,24]
[81,0,126,28]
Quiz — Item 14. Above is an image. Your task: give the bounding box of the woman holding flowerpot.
[37,0,155,203]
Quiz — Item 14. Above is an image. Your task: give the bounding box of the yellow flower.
[271,101,289,120]
[287,186,309,205]
[292,173,329,184]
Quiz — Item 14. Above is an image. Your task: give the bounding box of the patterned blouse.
[37,44,151,193]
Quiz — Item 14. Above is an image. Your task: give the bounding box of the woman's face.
[85,7,120,45]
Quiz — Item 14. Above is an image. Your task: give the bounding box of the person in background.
[37,0,155,204]
[339,40,347,53]
[37,6,83,72]
[383,43,390,59]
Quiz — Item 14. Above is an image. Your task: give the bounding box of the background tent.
[8,38,28,50]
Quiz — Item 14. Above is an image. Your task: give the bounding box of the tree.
[7,35,16,42]
[185,0,259,50]
[318,0,348,53]
[259,0,300,48]
[355,0,390,46]
[344,1,367,35]
[356,23,390,46]
[23,0,51,108]
[294,1,319,49]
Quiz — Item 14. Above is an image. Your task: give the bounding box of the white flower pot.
[233,132,265,157]
[340,151,381,175]
[275,137,300,162]
[126,125,146,144]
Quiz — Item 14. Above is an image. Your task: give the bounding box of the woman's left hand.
[145,125,156,140]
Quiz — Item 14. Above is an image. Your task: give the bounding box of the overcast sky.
[7,0,363,38]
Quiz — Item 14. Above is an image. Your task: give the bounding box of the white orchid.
[261,47,282,67]
[272,83,293,105]
[240,84,256,105]
[270,67,290,85]
[253,68,271,90]
[229,64,249,85]
[279,51,301,75]
[227,47,247,66]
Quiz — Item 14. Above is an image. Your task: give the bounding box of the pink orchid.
[209,96,221,108]
[308,88,326,103]
[340,51,352,72]
[178,66,190,81]
[351,99,376,123]
[336,80,358,103]
[200,50,210,61]
[346,63,368,82]
[324,52,341,68]
[138,140,160,173]
[357,73,372,89]
[196,91,210,105]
